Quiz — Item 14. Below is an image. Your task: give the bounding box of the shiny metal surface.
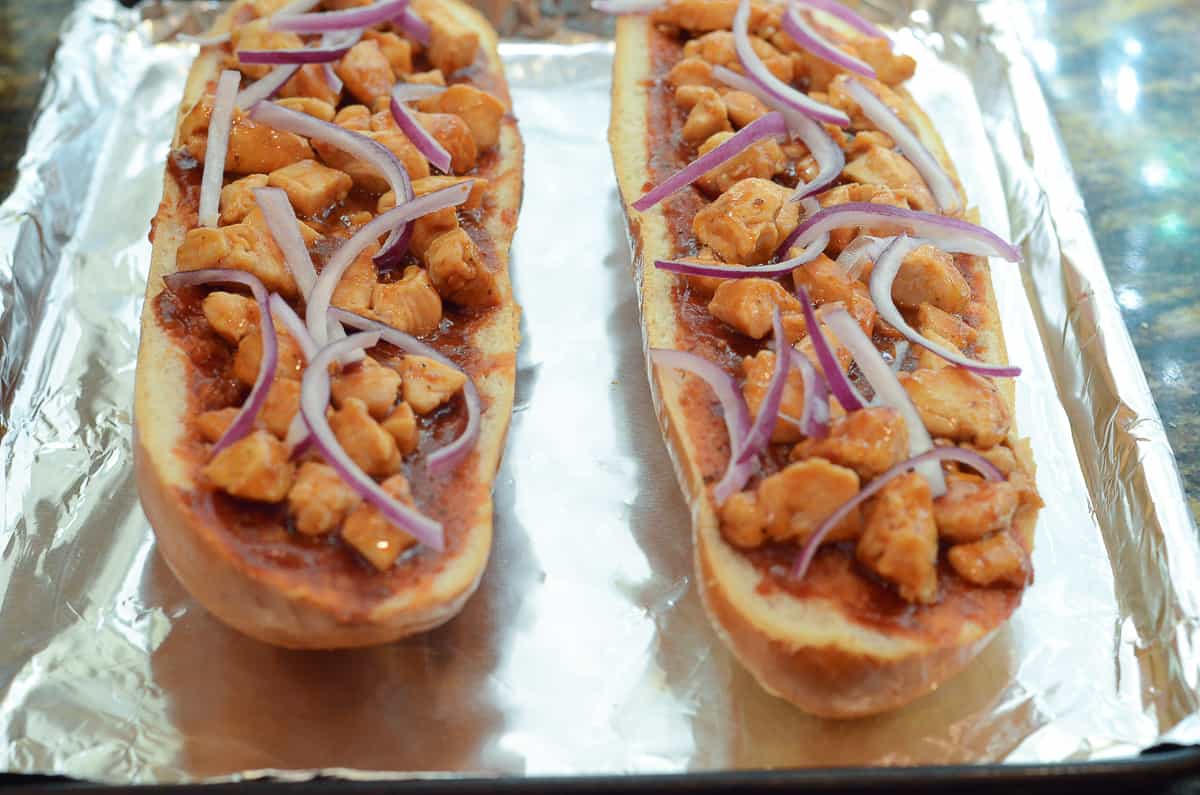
[0,0,1197,784]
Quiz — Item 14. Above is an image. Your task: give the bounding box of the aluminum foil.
[1,0,1198,784]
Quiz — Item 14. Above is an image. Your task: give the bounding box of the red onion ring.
[788,348,830,439]
[889,340,909,373]
[796,286,865,411]
[198,70,241,229]
[843,78,961,214]
[868,236,1021,377]
[734,309,790,464]
[321,63,343,95]
[397,7,432,45]
[390,84,452,173]
[164,269,276,457]
[733,0,850,127]
[237,29,362,65]
[834,233,893,279]
[710,65,846,200]
[330,308,481,476]
[268,293,317,362]
[790,445,1003,580]
[591,0,664,12]
[632,112,788,212]
[271,0,410,33]
[649,349,753,505]
[655,230,827,279]
[236,64,301,109]
[300,331,446,551]
[305,180,473,345]
[783,5,876,78]
[797,0,889,41]
[253,187,318,297]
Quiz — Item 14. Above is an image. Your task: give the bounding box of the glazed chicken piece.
[695,131,788,196]
[417,84,506,151]
[233,326,305,386]
[947,531,1030,587]
[276,97,337,123]
[407,69,447,87]
[314,120,429,193]
[693,178,800,265]
[335,104,371,132]
[791,407,909,480]
[399,355,468,415]
[277,64,340,106]
[332,357,402,420]
[722,90,770,128]
[341,474,419,570]
[229,20,302,79]
[219,174,269,226]
[426,228,501,308]
[195,408,238,443]
[816,183,911,256]
[202,291,258,344]
[371,266,443,337]
[856,471,938,603]
[708,278,803,339]
[666,57,717,89]
[651,0,774,36]
[382,402,419,455]
[331,244,379,315]
[416,0,480,76]
[791,254,877,334]
[683,30,794,83]
[176,208,306,297]
[900,367,1011,448]
[827,75,908,133]
[741,350,809,444]
[933,475,1020,543]
[364,29,413,77]
[330,397,402,478]
[720,458,862,549]
[916,302,976,349]
[682,90,732,145]
[287,461,362,537]
[913,330,963,371]
[842,145,937,213]
[414,111,479,173]
[267,159,353,218]
[892,244,970,313]
[336,40,396,106]
[202,430,294,502]
[854,38,917,86]
[260,377,300,438]
[181,99,314,175]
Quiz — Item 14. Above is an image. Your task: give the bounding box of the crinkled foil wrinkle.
[0,0,1196,784]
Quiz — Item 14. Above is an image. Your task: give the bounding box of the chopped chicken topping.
[276,97,337,123]
[181,99,313,175]
[892,244,970,313]
[791,407,909,480]
[400,355,468,415]
[414,111,478,174]
[933,475,1020,543]
[916,302,976,349]
[791,254,877,335]
[666,56,718,88]
[722,90,770,128]
[364,30,412,77]
[695,131,788,196]
[331,357,402,420]
[708,278,803,339]
[684,30,793,83]
[382,402,419,456]
[651,0,775,36]
[331,244,379,315]
[219,174,269,226]
[418,84,506,151]
[914,329,961,371]
[287,461,361,537]
[202,430,293,502]
[329,397,402,478]
[196,407,238,443]
[336,40,396,106]
[341,474,419,570]
[693,178,799,265]
[371,265,443,337]
[842,145,937,213]
[418,0,480,75]
[176,208,311,297]
[719,458,862,549]
[900,368,1011,448]
[682,89,732,145]
[232,326,305,386]
[229,20,302,80]
[267,159,353,218]
[202,291,258,344]
[856,471,938,603]
[855,38,917,86]
[277,64,340,105]
[947,531,1030,587]
[426,228,501,308]
[741,349,809,444]
[260,377,300,439]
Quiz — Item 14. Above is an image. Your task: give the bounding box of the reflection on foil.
[0,0,1197,784]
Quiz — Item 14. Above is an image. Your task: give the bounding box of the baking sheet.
[0,0,1197,783]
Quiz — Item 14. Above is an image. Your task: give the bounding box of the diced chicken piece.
[684,31,793,83]
[651,0,773,35]
[417,84,506,151]
[693,178,799,265]
[855,37,917,86]
[180,99,313,175]
[267,159,352,218]
[275,97,336,123]
[916,302,976,349]
[947,531,1030,588]
[672,248,730,298]
[196,408,238,443]
[332,357,401,420]
[839,129,896,158]
[406,69,446,87]
[329,397,402,477]
[259,377,300,438]
[233,326,305,386]
[366,126,433,180]
[341,474,419,570]
[313,128,430,193]
[176,228,228,273]
[666,57,717,88]
[382,402,419,455]
[426,227,501,308]
[387,175,486,212]
[723,90,770,127]
[330,243,378,314]
[900,367,1011,448]
[400,355,468,415]
[856,471,938,603]
[891,244,970,313]
[287,461,361,537]
[741,349,808,444]
[335,40,396,106]
[415,1,480,75]
[695,131,788,196]
[229,20,303,79]
[792,407,909,480]
[219,173,269,225]
[933,475,1020,543]
[371,265,443,336]
[791,254,877,335]
[915,330,962,371]
[816,183,912,256]
[674,84,717,111]
[364,30,413,76]
[827,74,908,133]
[683,91,731,145]
[413,111,478,174]
[719,458,862,549]
[843,145,936,213]
[177,210,299,297]
[409,207,460,260]
[335,104,372,131]
[277,64,340,105]
[787,48,843,93]
[708,278,803,339]
[202,430,294,502]
[202,291,258,344]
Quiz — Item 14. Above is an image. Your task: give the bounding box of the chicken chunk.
[741,350,809,444]
[792,254,877,334]
[313,127,430,193]
[684,31,793,83]
[260,377,300,438]
[196,408,238,443]
[332,357,401,420]
[914,330,962,371]
[719,458,861,549]
[229,20,303,79]
[674,84,718,111]
[364,30,413,77]
[233,326,305,386]
[330,397,402,477]
[947,531,1030,588]
[828,75,908,133]
[400,355,468,415]
[695,131,788,196]
[708,278,803,339]
[792,407,909,480]
[335,40,396,106]
[855,37,917,86]
[202,291,258,344]
[651,0,774,35]
[666,57,717,88]
[413,111,478,173]
[418,1,480,75]
[341,475,419,570]
[406,69,446,87]
[277,64,340,105]
[723,90,770,127]
[933,476,1020,543]
[275,97,336,123]
[371,266,443,337]
[399,175,488,210]
[843,145,937,213]
[202,430,294,502]
[916,302,976,349]
[425,228,501,308]
[287,461,361,537]
[891,244,971,313]
[693,178,799,265]
[382,402,419,455]
[900,367,1011,448]
[856,471,938,603]
[331,243,378,314]
[176,209,299,297]
[219,173,269,225]
[787,48,844,93]
[267,159,353,218]
[180,99,313,175]
[417,84,506,151]
[335,104,372,131]
[682,88,732,145]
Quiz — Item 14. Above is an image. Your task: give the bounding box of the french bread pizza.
[135,0,522,649]
[607,0,1042,717]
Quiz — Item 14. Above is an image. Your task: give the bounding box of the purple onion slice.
[272,0,410,33]
[782,5,876,78]
[198,70,241,228]
[734,309,791,464]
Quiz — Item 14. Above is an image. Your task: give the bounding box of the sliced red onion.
[835,233,893,279]
[820,306,944,494]
[321,63,343,95]
[784,202,1021,261]
[649,348,753,505]
[783,5,876,78]
[236,64,301,109]
[734,309,790,464]
[790,446,1003,580]
[788,348,830,439]
[274,0,324,16]
[179,31,232,46]
[868,236,1021,377]
[798,0,889,40]
[733,0,849,127]
[843,78,960,214]
[397,7,432,45]
[331,308,480,476]
[591,0,664,12]
[237,29,362,65]
[253,187,318,297]
[796,287,864,411]
[198,70,241,228]
[248,100,414,262]
[306,181,473,345]
[391,85,452,173]
[268,293,317,362]
[710,65,846,200]
[164,269,275,457]
[655,230,827,279]
[272,0,410,33]
[632,112,787,212]
[889,340,909,373]
[301,331,445,551]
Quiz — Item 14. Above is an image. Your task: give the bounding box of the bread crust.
[134,0,522,649]
[609,10,1037,717]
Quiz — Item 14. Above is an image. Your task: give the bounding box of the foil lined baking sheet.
[0,0,1197,783]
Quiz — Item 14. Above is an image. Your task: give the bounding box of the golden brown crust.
[134,0,522,649]
[610,9,1037,716]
